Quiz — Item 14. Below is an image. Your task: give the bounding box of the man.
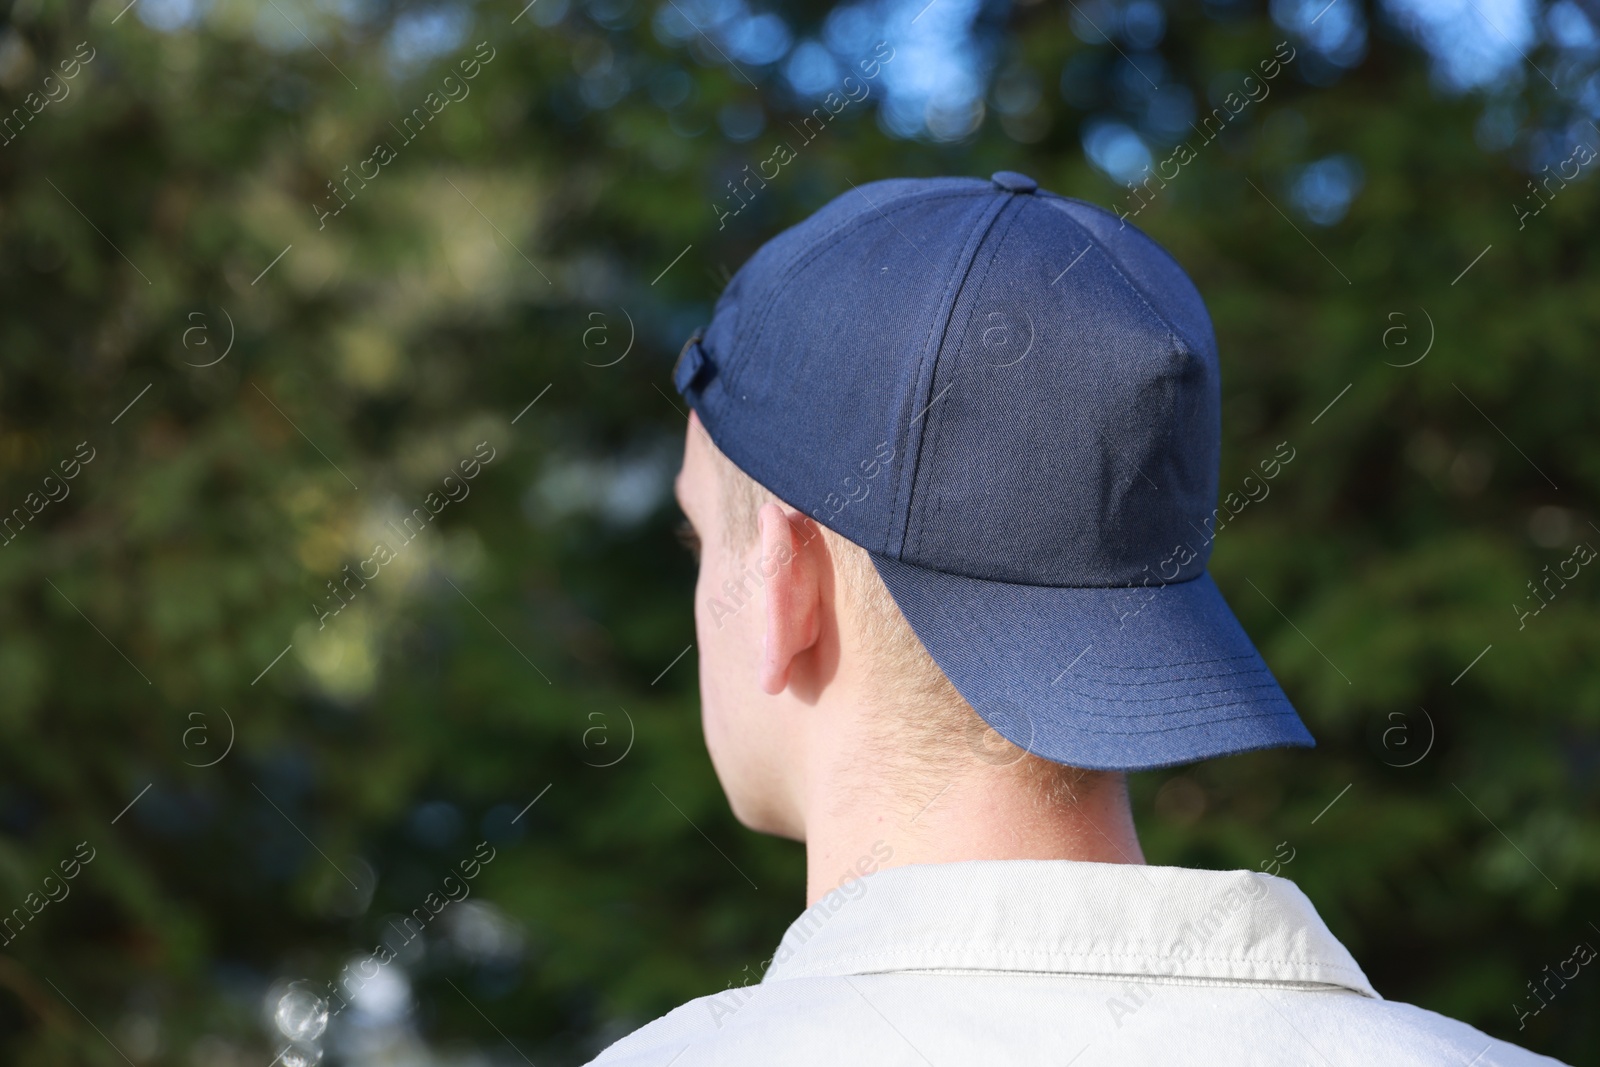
[588,173,1565,1065]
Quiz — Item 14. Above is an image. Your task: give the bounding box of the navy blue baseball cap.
[672,171,1314,772]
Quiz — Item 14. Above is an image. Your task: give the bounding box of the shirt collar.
[759,859,1378,999]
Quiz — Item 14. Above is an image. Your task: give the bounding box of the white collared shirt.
[586,859,1568,1066]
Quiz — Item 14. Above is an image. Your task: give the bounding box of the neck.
[798,752,1145,906]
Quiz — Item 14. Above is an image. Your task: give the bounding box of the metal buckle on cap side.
[672,328,715,397]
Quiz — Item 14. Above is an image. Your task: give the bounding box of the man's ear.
[756,501,824,695]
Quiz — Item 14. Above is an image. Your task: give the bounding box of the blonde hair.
[707,430,1108,802]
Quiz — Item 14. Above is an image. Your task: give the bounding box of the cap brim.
[867,553,1315,772]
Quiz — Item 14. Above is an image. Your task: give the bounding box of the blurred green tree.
[0,0,1595,1063]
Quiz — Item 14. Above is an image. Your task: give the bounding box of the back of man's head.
[697,421,1110,811]
[673,172,1312,784]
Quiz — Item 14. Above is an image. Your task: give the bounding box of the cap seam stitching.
[908,197,1026,558]
[1071,664,1274,680]
[1054,193,1223,552]
[726,188,984,402]
[1041,197,1185,355]
[911,197,1029,561]
[874,549,1212,591]
[896,193,1019,559]
[1041,198,1197,527]
[1075,651,1259,671]
[1051,679,1282,704]
[1061,707,1306,734]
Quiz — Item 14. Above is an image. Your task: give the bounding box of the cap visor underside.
[866,553,1316,772]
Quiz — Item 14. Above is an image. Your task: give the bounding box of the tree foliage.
[0,0,1596,1062]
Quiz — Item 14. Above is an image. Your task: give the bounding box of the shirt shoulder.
[582,974,1574,1067]
[1343,996,1568,1066]
[582,861,1575,1067]
[579,989,746,1066]
[581,978,914,1066]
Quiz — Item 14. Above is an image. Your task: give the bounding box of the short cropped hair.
[705,428,1110,804]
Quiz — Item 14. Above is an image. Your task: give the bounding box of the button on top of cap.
[990,170,1038,194]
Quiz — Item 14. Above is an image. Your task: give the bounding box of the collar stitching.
[769,946,1372,981]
